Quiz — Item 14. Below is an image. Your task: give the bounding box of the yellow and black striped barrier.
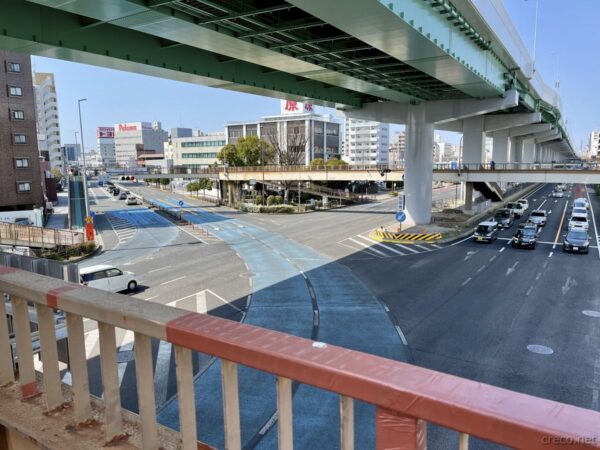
[370,229,442,243]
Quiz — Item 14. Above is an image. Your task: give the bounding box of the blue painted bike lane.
[153,199,406,449]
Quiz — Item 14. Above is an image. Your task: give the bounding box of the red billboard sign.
[97,127,114,138]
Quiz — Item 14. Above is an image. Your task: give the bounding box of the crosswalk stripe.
[356,235,406,255]
[432,244,443,249]
[415,244,431,251]
[396,244,420,254]
[348,238,388,257]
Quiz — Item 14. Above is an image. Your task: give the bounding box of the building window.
[15,158,29,168]
[11,110,24,120]
[13,134,26,144]
[17,182,31,193]
[6,62,21,73]
[8,85,23,97]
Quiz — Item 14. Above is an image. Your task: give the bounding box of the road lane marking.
[499,247,505,253]
[585,185,600,259]
[549,251,553,258]
[461,277,472,286]
[431,244,443,249]
[160,276,186,285]
[506,261,519,276]
[489,255,497,263]
[553,201,569,249]
[395,326,408,345]
[348,238,388,256]
[476,265,486,273]
[538,199,547,209]
[144,295,159,301]
[450,235,474,246]
[535,272,542,281]
[396,244,420,254]
[543,261,549,268]
[526,286,534,296]
[357,235,406,255]
[148,266,171,273]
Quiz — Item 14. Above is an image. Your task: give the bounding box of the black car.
[494,208,514,228]
[563,229,590,254]
[112,188,120,196]
[512,225,538,249]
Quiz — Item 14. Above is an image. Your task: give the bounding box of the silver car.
[529,210,547,226]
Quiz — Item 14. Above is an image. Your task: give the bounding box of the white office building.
[97,127,116,168]
[589,131,600,160]
[226,100,341,164]
[114,121,168,168]
[62,143,81,164]
[344,118,389,166]
[171,131,225,169]
[34,72,63,173]
[388,131,406,166]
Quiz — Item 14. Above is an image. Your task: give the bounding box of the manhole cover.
[526,344,554,355]
[582,310,600,318]
[117,350,135,363]
[240,272,256,278]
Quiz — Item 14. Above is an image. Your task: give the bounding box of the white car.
[517,199,529,212]
[568,214,589,231]
[551,190,564,198]
[573,197,589,210]
[126,195,139,205]
[80,265,137,293]
[571,207,588,219]
[557,183,567,191]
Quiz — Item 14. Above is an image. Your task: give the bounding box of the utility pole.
[77,98,89,217]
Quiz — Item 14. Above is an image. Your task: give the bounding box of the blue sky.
[32,0,598,153]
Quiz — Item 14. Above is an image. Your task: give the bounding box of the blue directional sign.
[397,195,404,211]
[178,200,184,207]
[90,211,95,218]
[396,211,406,223]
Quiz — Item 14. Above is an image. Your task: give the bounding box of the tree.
[217,144,243,166]
[159,178,170,188]
[310,158,325,166]
[197,178,213,197]
[186,181,199,196]
[51,167,63,185]
[236,136,274,166]
[326,158,348,167]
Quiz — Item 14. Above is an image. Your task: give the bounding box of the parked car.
[473,220,499,243]
[528,210,548,226]
[551,189,564,198]
[506,202,525,218]
[494,208,514,228]
[126,195,138,205]
[517,199,529,212]
[512,224,538,249]
[79,265,137,293]
[563,229,590,254]
[568,214,589,231]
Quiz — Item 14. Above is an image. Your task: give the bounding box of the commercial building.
[97,126,116,168]
[33,72,63,173]
[62,143,81,164]
[171,127,193,139]
[589,131,600,160]
[226,100,340,164]
[114,121,168,168]
[171,131,225,169]
[0,51,43,210]
[388,131,406,166]
[343,118,389,166]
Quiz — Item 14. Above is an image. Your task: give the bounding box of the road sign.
[178,200,184,207]
[397,195,404,211]
[396,211,406,223]
[90,211,95,218]
[85,216,93,224]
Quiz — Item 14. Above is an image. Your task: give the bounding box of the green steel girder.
[0,0,369,108]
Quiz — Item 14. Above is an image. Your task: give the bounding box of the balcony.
[0,266,599,449]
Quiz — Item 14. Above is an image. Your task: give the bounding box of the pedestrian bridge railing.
[1,266,599,449]
[0,222,85,249]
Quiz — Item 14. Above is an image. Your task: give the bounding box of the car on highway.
[112,188,120,196]
[551,189,564,198]
[473,221,499,243]
[568,214,589,231]
[512,224,538,249]
[126,195,139,205]
[506,202,525,218]
[573,197,589,210]
[517,199,529,212]
[563,229,590,254]
[528,210,548,226]
[571,206,588,219]
[557,183,567,191]
[494,208,514,228]
[79,265,138,293]
[118,190,129,200]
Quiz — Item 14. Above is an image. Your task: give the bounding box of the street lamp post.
[77,98,89,217]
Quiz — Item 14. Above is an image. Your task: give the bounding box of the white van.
[80,265,137,293]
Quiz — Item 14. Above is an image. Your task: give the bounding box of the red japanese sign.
[284,100,299,112]
[85,222,95,241]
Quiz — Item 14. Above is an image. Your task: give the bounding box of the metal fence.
[0,222,85,248]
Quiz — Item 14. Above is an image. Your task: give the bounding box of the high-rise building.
[344,118,389,166]
[226,100,340,164]
[33,72,62,173]
[589,131,600,159]
[388,131,406,166]
[62,143,81,164]
[97,127,116,168]
[171,131,225,169]
[171,127,193,139]
[0,51,43,210]
[114,121,168,168]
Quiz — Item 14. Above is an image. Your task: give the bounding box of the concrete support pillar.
[464,182,474,212]
[522,139,535,165]
[491,129,510,164]
[462,117,486,166]
[404,105,435,225]
[511,137,523,168]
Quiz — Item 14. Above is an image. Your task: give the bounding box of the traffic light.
[380,168,391,177]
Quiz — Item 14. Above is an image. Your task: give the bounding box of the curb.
[369,229,442,245]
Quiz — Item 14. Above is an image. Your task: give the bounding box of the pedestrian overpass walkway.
[0,222,84,249]
[1,266,599,449]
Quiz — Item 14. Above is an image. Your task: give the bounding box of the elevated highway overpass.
[0,0,575,224]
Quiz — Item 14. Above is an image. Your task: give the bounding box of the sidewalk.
[45,191,68,229]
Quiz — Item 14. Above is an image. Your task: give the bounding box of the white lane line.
[450,235,474,247]
[476,265,486,273]
[489,255,497,263]
[144,295,159,301]
[356,235,406,255]
[548,210,552,214]
[526,286,534,296]
[461,277,472,286]
[396,244,420,254]
[535,272,542,281]
[160,276,187,285]
[499,247,505,253]
[338,240,382,258]
[585,185,600,259]
[395,326,408,345]
[431,244,443,249]
[148,266,171,273]
[348,237,388,257]
[538,199,547,209]
[549,251,554,258]
[543,260,549,268]
[415,244,431,251]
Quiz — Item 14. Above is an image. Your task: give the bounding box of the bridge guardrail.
[1,266,599,449]
[0,222,85,248]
